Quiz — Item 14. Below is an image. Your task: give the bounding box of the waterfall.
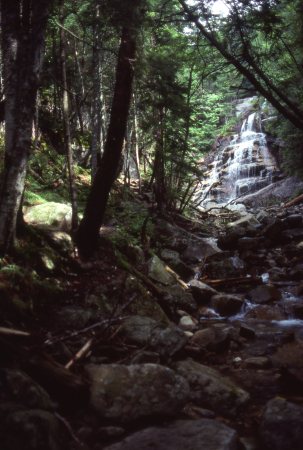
[200,109,277,207]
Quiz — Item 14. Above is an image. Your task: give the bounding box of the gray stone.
[163,284,197,311]
[160,249,181,264]
[282,214,303,229]
[260,397,303,450]
[226,214,260,231]
[179,315,197,331]
[205,254,246,279]
[188,279,218,303]
[211,294,244,316]
[0,369,54,410]
[182,238,222,263]
[147,255,176,286]
[86,364,190,422]
[191,327,232,352]
[239,177,303,208]
[0,407,63,450]
[24,202,72,231]
[248,285,281,304]
[174,360,249,416]
[55,306,95,330]
[103,419,238,450]
[120,315,188,356]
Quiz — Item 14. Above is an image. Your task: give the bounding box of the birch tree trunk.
[0,0,51,254]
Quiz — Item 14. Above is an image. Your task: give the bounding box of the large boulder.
[0,369,54,411]
[86,364,190,422]
[260,397,303,450]
[24,202,72,231]
[248,285,281,304]
[188,280,218,304]
[205,253,246,279]
[211,294,244,316]
[0,406,63,450]
[182,238,222,263]
[147,255,176,286]
[239,177,303,208]
[226,214,260,231]
[103,419,238,450]
[174,360,249,417]
[120,315,188,356]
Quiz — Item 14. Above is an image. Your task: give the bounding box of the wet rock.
[86,364,190,422]
[211,294,244,316]
[245,305,285,321]
[0,369,54,410]
[182,238,222,263]
[174,360,249,417]
[188,280,218,303]
[205,253,246,279]
[179,315,197,331]
[190,326,232,352]
[103,419,238,450]
[260,397,303,450]
[240,177,303,207]
[120,316,188,356]
[0,405,63,450]
[147,255,176,286]
[24,202,72,231]
[248,285,281,304]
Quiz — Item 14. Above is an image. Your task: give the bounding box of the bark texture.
[0,0,51,254]
[76,26,137,257]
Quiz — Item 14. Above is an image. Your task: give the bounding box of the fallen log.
[283,193,303,208]
[202,276,263,287]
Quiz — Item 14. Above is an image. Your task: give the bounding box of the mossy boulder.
[24,202,72,231]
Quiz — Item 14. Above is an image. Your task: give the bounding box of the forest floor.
[1,179,303,450]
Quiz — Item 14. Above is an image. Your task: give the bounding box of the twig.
[43,316,127,346]
[65,338,94,370]
[54,413,85,448]
[0,326,30,337]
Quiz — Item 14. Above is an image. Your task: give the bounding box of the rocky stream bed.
[1,181,303,450]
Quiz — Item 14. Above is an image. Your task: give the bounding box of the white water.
[200,109,277,207]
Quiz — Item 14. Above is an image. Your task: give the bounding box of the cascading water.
[201,109,277,206]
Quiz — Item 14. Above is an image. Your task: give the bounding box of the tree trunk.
[90,2,103,180]
[0,0,51,254]
[59,1,78,233]
[76,26,137,258]
[153,105,166,214]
